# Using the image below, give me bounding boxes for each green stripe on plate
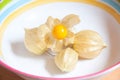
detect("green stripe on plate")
[0,0,12,10]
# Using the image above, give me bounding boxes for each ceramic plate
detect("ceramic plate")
[0,0,120,80]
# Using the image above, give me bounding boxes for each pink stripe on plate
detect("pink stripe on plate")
[0,60,120,80]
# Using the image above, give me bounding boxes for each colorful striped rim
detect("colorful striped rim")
[0,0,31,23]
[0,60,120,80]
[0,0,12,10]
[102,0,120,13]
[0,0,120,79]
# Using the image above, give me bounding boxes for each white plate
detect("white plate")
[0,1,120,79]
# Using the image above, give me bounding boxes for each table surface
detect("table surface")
[0,65,120,80]
[0,65,24,80]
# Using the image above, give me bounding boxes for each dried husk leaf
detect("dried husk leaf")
[46,16,54,30]
[62,14,80,28]
[37,24,50,39]
[55,48,78,72]
[46,16,61,30]
[24,28,47,55]
[63,31,75,47]
[45,33,64,53]
[73,30,107,59]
